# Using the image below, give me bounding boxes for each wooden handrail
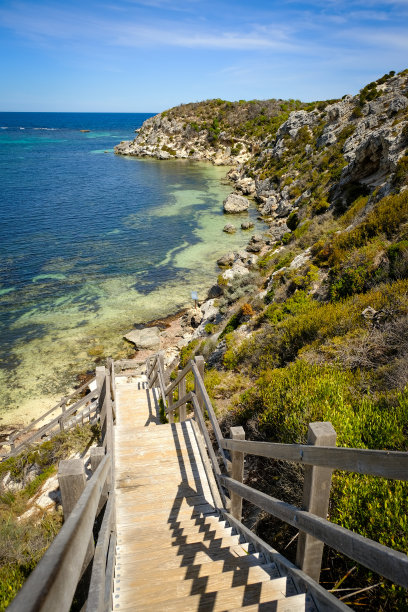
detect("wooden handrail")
[146,350,408,595]
[8,376,96,445]
[220,438,408,481]
[8,455,111,612]
[219,474,408,589]
[190,361,228,470]
[190,393,228,509]
[165,391,194,415]
[165,359,194,396]
[86,494,115,612]
[9,391,99,457]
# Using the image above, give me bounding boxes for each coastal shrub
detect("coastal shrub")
[220,312,242,338]
[161,144,176,156]
[237,280,408,371]
[204,323,216,334]
[0,424,98,610]
[179,339,200,368]
[393,153,408,188]
[316,190,408,268]
[286,212,299,231]
[387,240,408,279]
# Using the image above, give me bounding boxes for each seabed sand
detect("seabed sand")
[1,164,263,427]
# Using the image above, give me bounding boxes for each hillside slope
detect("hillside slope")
[117,69,408,609]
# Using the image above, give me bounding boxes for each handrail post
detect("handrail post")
[194,356,205,415]
[230,426,245,521]
[96,366,105,411]
[179,376,187,422]
[296,421,337,582]
[168,389,175,423]
[58,459,95,574]
[91,447,109,514]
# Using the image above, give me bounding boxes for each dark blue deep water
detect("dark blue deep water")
[0,112,262,420]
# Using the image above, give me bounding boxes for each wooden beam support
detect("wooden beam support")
[230,426,245,521]
[58,459,95,575]
[296,422,337,582]
[178,376,187,422]
[194,356,205,416]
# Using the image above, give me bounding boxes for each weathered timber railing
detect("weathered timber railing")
[3,375,98,458]
[8,365,116,612]
[147,351,408,609]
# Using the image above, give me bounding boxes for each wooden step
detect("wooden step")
[114,555,273,585]
[114,563,279,599]
[115,514,231,531]
[115,535,246,562]
[115,504,216,527]
[116,522,235,544]
[112,576,288,611]
[116,494,213,516]
[228,593,308,611]
[114,543,251,572]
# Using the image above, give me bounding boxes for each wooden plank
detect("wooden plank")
[220,438,408,481]
[116,524,235,545]
[114,543,250,572]
[114,504,216,526]
[296,422,336,582]
[115,536,245,561]
[191,394,229,509]
[220,475,408,589]
[191,362,226,466]
[165,359,194,397]
[8,455,111,612]
[86,494,115,612]
[230,426,245,521]
[114,553,267,583]
[228,594,307,612]
[190,418,223,511]
[114,564,278,599]
[112,577,288,611]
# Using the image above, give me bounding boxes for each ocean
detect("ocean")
[0,112,263,424]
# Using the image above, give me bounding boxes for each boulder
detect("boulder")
[223,223,236,234]
[241,220,254,230]
[184,307,203,329]
[223,193,250,214]
[207,284,224,298]
[275,200,293,218]
[124,327,161,350]
[246,234,265,253]
[217,252,235,267]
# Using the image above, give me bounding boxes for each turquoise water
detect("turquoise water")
[0,113,262,423]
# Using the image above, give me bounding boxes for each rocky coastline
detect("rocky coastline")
[116,70,408,372]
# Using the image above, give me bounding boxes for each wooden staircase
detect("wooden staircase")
[112,378,309,611]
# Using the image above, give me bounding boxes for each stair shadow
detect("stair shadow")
[143,387,160,426]
[163,421,281,610]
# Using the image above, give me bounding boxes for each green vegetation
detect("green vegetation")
[0,424,99,610]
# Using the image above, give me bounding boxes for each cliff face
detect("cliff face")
[115,71,408,228]
[232,70,408,230]
[114,98,311,165]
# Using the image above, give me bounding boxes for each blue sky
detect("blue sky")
[0,0,407,112]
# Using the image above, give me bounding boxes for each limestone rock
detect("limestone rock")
[275,200,293,218]
[241,220,254,230]
[246,234,265,253]
[184,307,203,329]
[223,223,236,234]
[217,252,235,267]
[124,327,161,350]
[223,193,250,213]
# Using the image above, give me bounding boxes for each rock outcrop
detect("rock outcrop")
[124,327,161,350]
[223,193,250,213]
